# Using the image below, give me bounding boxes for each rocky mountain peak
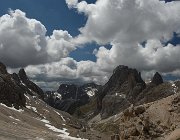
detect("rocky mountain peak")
[101,65,145,96]
[97,65,146,118]
[113,65,128,73]
[151,72,163,85]
[18,68,29,82]
[0,62,26,109]
[0,62,7,74]
[17,68,44,100]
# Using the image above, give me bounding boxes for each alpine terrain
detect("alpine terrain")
[0,61,180,140]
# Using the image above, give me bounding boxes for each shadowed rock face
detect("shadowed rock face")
[19,68,29,82]
[0,62,7,74]
[151,72,163,85]
[0,62,26,109]
[94,67,175,119]
[97,65,146,118]
[18,69,44,100]
[57,84,78,100]
[45,83,100,115]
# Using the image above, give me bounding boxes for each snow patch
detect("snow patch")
[115,93,126,98]
[24,94,30,100]
[35,137,44,140]
[45,124,87,139]
[54,110,66,122]
[172,83,178,93]
[0,103,24,112]
[26,106,38,113]
[40,119,50,124]
[58,134,88,140]
[20,81,26,86]
[86,88,97,97]
[45,124,69,135]
[54,92,62,100]
[13,122,17,125]
[9,116,20,121]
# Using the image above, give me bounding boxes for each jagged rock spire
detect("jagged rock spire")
[18,68,29,82]
[152,72,163,85]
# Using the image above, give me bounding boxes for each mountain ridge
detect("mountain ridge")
[0,61,180,140]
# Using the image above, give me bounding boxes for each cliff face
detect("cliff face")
[18,68,44,100]
[0,62,45,109]
[0,62,26,109]
[97,65,146,118]
[95,65,177,119]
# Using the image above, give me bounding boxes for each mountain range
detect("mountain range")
[0,61,180,140]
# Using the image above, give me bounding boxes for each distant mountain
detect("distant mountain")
[45,83,100,115]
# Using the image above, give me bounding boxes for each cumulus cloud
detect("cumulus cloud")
[67,0,180,80]
[66,0,78,8]
[69,0,180,44]
[47,30,75,61]
[0,9,76,68]
[20,57,108,89]
[94,41,180,77]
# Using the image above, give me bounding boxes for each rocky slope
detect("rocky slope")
[0,62,91,139]
[90,91,180,140]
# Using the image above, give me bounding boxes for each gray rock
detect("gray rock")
[151,72,163,86]
[97,65,146,118]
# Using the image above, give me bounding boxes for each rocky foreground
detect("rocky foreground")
[0,61,180,140]
[89,91,180,140]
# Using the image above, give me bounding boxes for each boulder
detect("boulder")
[134,105,146,115]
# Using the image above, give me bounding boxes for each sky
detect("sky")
[0,0,180,90]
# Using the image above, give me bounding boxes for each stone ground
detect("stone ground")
[0,89,180,140]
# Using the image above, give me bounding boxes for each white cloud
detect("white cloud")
[19,57,109,89]
[0,9,76,68]
[66,0,78,8]
[67,0,180,81]
[94,40,180,76]
[71,0,180,44]
[47,30,75,62]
